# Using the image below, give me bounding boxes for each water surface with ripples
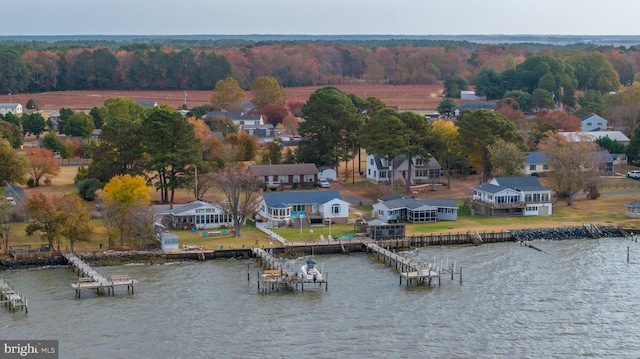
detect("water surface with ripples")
[2,238,640,358]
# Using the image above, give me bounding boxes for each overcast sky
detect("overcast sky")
[4,0,639,36]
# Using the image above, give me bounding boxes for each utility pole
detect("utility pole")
[194,164,198,200]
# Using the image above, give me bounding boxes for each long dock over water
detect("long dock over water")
[364,243,461,286]
[62,253,137,298]
[0,276,27,313]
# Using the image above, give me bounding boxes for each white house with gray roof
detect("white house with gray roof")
[203,111,263,129]
[0,103,22,115]
[257,190,349,228]
[373,194,458,223]
[154,200,235,230]
[471,177,553,216]
[366,154,441,185]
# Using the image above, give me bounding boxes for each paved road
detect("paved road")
[5,184,28,207]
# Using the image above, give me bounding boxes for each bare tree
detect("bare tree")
[213,166,263,237]
[0,201,16,254]
[538,132,607,206]
[124,204,157,249]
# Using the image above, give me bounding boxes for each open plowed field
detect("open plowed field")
[2,84,443,111]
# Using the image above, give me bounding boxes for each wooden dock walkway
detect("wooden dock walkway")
[62,252,137,298]
[251,248,327,293]
[364,243,462,286]
[0,276,27,313]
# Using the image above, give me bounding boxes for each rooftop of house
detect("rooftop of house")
[376,195,458,210]
[154,200,219,215]
[560,131,629,142]
[261,190,343,208]
[491,176,549,192]
[249,163,319,177]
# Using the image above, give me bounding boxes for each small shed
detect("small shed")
[318,166,337,181]
[159,232,179,252]
[625,199,640,218]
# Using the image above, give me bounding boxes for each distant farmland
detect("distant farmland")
[4,84,444,111]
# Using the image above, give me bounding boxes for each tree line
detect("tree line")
[1,40,639,94]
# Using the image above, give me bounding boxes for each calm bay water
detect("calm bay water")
[2,238,640,358]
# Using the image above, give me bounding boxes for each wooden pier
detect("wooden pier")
[63,253,137,298]
[251,248,327,293]
[364,243,462,286]
[0,276,27,313]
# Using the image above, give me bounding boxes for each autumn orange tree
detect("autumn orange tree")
[26,148,60,186]
[26,193,92,252]
[102,174,151,248]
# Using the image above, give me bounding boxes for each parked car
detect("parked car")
[628,170,640,179]
[317,179,330,188]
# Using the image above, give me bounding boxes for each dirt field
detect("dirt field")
[2,84,444,111]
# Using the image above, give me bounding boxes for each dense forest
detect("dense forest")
[0,37,639,95]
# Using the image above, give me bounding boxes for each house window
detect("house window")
[415,157,424,166]
[369,158,374,165]
[530,165,536,171]
[379,171,386,178]
[304,175,315,182]
[368,169,371,175]
[415,169,428,177]
[293,175,300,183]
[373,170,377,177]
[587,122,592,126]
[279,175,287,183]
[332,204,340,215]
[543,164,549,170]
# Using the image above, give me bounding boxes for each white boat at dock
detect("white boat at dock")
[298,260,323,283]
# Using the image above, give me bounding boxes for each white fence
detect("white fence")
[255,222,287,245]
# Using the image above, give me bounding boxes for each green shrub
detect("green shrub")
[76,178,102,201]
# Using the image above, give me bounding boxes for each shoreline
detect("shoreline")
[0,225,630,270]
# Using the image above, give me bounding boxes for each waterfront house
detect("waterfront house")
[366,154,441,185]
[372,194,459,223]
[257,190,350,228]
[154,200,235,230]
[471,176,553,216]
[249,163,319,190]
